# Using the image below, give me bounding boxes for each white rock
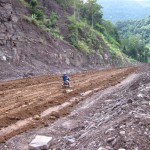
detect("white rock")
[98,147,113,150]
[29,135,52,150]
[68,138,75,143]
[120,131,125,135]
[2,56,6,61]
[134,147,138,150]
[64,136,75,143]
[137,93,143,98]
[98,147,107,150]
[118,148,126,150]
[120,125,125,129]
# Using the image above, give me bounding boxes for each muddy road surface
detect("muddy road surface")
[1,66,148,150]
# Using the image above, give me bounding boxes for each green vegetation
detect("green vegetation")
[116,17,150,62]
[21,0,132,64]
[55,0,74,9]
[30,0,37,9]
[67,0,123,61]
[68,16,103,54]
[22,0,62,40]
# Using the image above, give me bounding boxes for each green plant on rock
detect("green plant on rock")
[46,12,58,28]
[69,31,78,47]
[50,28,63,40]
[95,23,106,33]
[32,9,44,20]
[31,13,37,20]
[76,41,90,53]
[30,0,37,9]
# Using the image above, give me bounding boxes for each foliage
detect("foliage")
[55,0,74,9]
[68,16,102,53]
[23,15,63,40]
[50,28,63,40]
[30,0,37,9]
[23,0,128,63]
[22,0,62,40]
[66,0,121,57]
[76,41,90,53]
[122,36,149,62]
[46,12,58,28]
[95,23,105,33]
[32,8,44,20]
[116,17,150,62]
[31,14,37,20]
[80,0,103,26]
[102,20,120,44]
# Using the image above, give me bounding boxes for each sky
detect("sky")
[84,0,150,7]
[97,0,150,7]
[134,0,150,7]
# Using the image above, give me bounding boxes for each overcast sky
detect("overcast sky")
[97,0,150,7]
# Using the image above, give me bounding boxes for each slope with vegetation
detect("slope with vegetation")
[24,0,125,60]
[0,0,130,80]
[62,0,132,64]
[116,17,150,62]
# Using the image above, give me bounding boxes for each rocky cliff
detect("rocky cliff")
[0,0,117,80]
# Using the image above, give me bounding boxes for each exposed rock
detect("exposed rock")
[29,135,52,150]
[0,0,127,80]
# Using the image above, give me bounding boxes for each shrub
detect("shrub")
[31,14,37,20]
[69,32,78,46]
[46,12,58,28]
[50,28,63,40]
[95,23,106,33]
[76,41,90,53]
[32,9,44,20]
[30,0,37,9]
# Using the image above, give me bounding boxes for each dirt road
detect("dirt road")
[0,67,136,143]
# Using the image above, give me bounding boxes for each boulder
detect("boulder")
[29,135,52,150]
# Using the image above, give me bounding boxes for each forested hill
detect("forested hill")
[116,17,150,62]
[98,0,150,23]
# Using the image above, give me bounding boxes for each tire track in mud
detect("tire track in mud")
[0,67,136,142]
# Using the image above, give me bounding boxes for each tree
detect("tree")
[80,0,103,28]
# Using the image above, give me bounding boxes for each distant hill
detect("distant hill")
[116,16,150,62]
[116,16,150,46]
[98,0,150,23]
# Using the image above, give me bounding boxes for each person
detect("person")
[62,73,70,87]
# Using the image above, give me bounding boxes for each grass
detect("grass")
[23,15,63,40]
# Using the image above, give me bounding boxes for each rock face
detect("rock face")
[0,0,115,80]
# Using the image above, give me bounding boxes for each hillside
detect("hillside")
[0,0,129,80]
[116,17,150,62]
[98,0,150,23]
